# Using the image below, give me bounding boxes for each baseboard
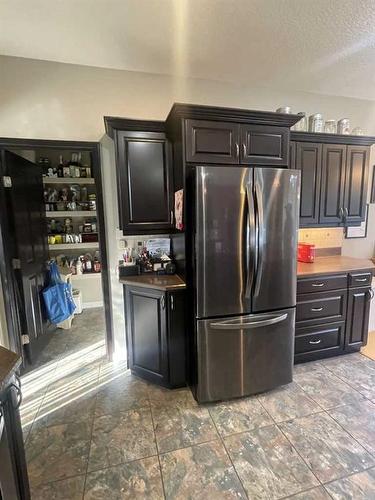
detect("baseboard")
[83,301,104,309]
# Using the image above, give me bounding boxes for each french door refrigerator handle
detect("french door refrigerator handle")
[245,184,255,299]
[253,181,264,297]
[210,313,288,330]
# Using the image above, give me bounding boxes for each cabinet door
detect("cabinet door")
[116,131,173,234]
[295,142,322,226]
[319,144,346,225]
[125,286,169,385]
[240,124,289,166]
[185,119,240,164]
[344,146,369,225]
[167,290,186,388]
[345,286,371,350]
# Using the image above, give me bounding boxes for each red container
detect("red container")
[298,242,316,263]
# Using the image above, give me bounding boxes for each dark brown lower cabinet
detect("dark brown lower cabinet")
[0,375,30,500]
[345,286,371,351]
[124,285,186,388]
[295,271,373,363]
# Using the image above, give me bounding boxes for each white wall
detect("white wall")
[1,54,375,346]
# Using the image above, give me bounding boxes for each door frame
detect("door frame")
[0,137,113,363]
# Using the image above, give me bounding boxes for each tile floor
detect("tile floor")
[20,313,375,499]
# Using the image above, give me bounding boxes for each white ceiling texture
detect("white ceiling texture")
[1,0,375,100]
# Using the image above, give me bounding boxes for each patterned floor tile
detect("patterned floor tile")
[95,373,150,416]
[30,474,85,500]
[294,369,365,410]
[153,405,218,453]
[287,486,332,499]
[84,457,164,500]
[280,412,374,483]
[329,400,375,456]
[224,424,318,499]
[326,361,375,401]
[258,382,320,422]
[160,439,246,499]
[88,408,157,471]
[148,385,198,410]
[324,467,375,499]
[26,420,91,487]
[34,390,97,428]
[208,395,273,436]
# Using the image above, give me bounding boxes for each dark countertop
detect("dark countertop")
[0,346,21,393]
[297,255,375,278]
[120,274,186,291]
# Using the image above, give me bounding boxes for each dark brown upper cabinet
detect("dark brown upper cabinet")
[184,118,290,166]
[291,131,375,228]
[240,124,288,166]
[319,144,347,225]
[344,145,369,225]
[296,142,322,226]
[115,129,174,234]
[185,119,240,164]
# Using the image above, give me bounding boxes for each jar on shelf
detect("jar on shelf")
[89,194,96,211]
[308,114,324,133]
[338,118,350,134]
[324,120,337,134]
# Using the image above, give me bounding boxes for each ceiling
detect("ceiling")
[1,0,375,100]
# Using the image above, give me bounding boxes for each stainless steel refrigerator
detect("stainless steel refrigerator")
[194,166,300,403]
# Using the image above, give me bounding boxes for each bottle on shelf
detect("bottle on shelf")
[57,155,64,177]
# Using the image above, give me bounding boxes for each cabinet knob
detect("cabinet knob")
[242,143,247,158]
[312,283,324,287]
[161,296,165,309]
[344,207,348,219]
[339,207,344,220]
[170,295,174,310]
[311,307,323,312]
[309,339,322,345]
[235,143,239,158]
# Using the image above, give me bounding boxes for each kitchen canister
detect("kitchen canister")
[309,113,324,133]
[293,112,308,131]
[324,120,337,134]
[352,127,365,136]
[338,118,350,134]
[276,106,291,114]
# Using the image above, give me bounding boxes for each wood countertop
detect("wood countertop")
[0,346,21,393]
[297,255,375,278]
[120,274,186,291]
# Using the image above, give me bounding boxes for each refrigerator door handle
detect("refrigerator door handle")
[210,313,288,330]
[245,184,255,299]
[253,181,264,297]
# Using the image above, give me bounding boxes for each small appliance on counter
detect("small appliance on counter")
[298,242,316,263]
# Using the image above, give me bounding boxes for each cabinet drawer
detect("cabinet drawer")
[296,290,347,325]
[295,322,344,355]
[297,274,347,294]
[348,272,372,288]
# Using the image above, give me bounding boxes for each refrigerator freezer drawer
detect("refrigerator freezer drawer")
[195,308,295,403]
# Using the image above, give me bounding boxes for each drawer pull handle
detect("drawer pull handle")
[309,339,322,345]
[355,278,368,282]
[312,283,325,287]
[311,307,323,312]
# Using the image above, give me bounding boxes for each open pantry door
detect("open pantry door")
[1,150,49,363]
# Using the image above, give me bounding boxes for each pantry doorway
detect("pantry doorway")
[0,137,113,372]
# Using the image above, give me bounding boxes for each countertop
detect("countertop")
[120,274,186,291]
[297,255,375,278]
[0,346,21,393]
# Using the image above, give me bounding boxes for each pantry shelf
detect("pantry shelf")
[48,242,99,250]
[46,211,96,218]
[43,177,95,185]
[71,273,101,280]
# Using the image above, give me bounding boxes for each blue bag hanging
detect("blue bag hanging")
[42,262,76,324]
